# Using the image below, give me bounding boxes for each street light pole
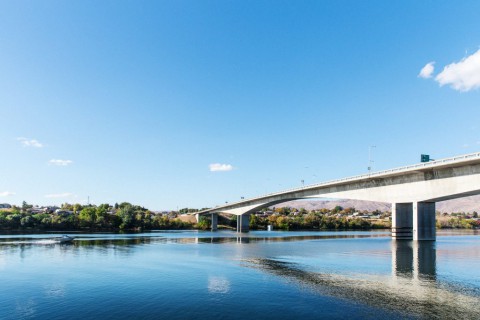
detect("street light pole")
[368,145,376,172]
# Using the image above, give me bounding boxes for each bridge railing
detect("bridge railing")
[203,151,480,212]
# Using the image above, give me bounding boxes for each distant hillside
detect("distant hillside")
[437,195,480,213]
[272,195,480,213]
[271,199,390,212]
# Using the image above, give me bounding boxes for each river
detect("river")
[0,230,479,319]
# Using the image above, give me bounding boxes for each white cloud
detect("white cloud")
[44,193,73,198]
[209,163,234,172]
[418,61,435,78]
[0,191,15,197]
[49,159,73,166]
[435,49,480,92]
[17,137,43,148]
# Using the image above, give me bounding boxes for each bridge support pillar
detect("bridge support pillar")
[236,213,250,233]
[211,213,218,231]
[413,202,436,241]
[392,202,436,241]
[195,213,200,223]
[392,203,413,240]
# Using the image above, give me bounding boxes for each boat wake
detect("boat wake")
[1,239,68,245]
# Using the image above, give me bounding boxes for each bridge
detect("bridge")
[195,152,480,240]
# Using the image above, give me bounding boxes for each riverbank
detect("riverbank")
[2,203,478,233]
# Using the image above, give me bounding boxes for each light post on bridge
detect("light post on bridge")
[368,145,376,172]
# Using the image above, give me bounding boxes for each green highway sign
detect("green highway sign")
[421,154,430,162]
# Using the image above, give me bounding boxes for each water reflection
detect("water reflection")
[245,239,480,319]
[194,233,386,244]
[44,282,66,298]
[0,231,389,244]
[15,298,36,319]
[392,240,436,281]
[0,236,160,259]
[207,276,231,294]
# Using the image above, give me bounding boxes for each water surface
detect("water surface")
[0,230,479,319]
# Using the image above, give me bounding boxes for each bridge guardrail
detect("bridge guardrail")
[201,151,480,212]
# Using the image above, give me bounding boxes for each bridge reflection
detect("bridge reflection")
[193,233,387,244]
[245,240,480,319]
[392,240,436,280]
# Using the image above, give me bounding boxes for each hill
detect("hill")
[272,195,480,213]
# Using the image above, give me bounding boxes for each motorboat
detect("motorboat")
[55,235,74,243]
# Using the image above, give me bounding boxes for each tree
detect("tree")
[62,203,74,210]
[275,216,289,230]
[32,213,51,228]
[73,203,83,214]
[6,213,22,228]
[117,205,135,229]
[95,206,108,227]
[118,202,132,209]
[79,207,96,227]
[305,212,321,229]
[250,214,259,229]
[332,206,343,214]
[20,216,34,228]
[134,211,145,229]
[21,201,32,212]
[278,207,291,216]
[196,216,210,230]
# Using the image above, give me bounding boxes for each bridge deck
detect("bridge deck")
[197,151,480,214]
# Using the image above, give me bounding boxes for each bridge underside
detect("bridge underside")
[206,173,480,215]
[197,163,480,239]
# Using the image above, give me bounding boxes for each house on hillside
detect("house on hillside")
[29,207,47,214]
[0,203,12,209]
[54,209,74,216]
[44,206,60,213]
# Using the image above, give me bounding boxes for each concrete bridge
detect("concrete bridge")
[195,152,480,240]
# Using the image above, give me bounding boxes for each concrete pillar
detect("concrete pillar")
[195,213,200,223]
[391,203,413,240]
[211,213,218,231]
[241,213,250,232]
[413,202,436,241]
[236,213,250,233]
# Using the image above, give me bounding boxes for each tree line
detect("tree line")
[0,202,192,231]
[1,202,478,231]
[197,206,391,231]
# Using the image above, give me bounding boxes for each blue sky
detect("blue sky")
[1,1,480,210]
